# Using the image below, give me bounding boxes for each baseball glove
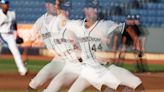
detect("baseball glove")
[16,36,24,44]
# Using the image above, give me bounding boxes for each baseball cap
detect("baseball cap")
[85,0,99,8]
[126,15,134,20]
[60,0,72,11]
[45,0,56,4]
[0,0,9,4]
[134,15,140,20]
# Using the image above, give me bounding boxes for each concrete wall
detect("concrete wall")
[145,28,164,53]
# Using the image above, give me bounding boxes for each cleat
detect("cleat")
[19,68,28,76]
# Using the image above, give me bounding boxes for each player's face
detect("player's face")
[134,20,140,25]
[126,19,134,25]
[45,3,56,15]
[0,4,9,13]
[84,7,98,20]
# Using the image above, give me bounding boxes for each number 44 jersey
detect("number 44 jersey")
[67,19,122,66]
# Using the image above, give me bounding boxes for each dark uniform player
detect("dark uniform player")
[119,15,146,72]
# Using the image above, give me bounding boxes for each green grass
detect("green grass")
[0,58,164,73]
[0,58,164,92]
[0,58,48,73]
[122,63,164,72]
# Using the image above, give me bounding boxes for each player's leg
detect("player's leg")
[112,34,119,64]
[108,65,143,91]
[129,30,141,52]
[68,76,91,92]
[101,85,115,92]
[5,34,27,76]
[122,84,145,92]
[0,35,4,53]
[43,61,81,92]
[22,46,29,64]
[117,36,127,66]
[43,69,79,92]
[0,43,2,54]
[29,58,64,90]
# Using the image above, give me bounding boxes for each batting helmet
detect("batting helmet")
[0,0,9,4]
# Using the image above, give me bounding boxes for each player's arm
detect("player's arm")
[12,12,19,37]
[0,17,6,26]
[66,26,82,61]
[0,11,7,26]
[29,16,43,46]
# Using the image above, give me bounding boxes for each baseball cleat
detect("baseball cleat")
[19,68,28,76]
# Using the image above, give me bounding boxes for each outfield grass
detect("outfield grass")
[0,58,164,73]
[0,58,48,73]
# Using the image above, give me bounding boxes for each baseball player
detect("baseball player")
[27,0,66,91]
[43,0,82,92]
[66,0,143,92]
[28,0,82,92]
[0,0,27,76]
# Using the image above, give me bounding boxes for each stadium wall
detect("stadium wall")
[1,24,164,55]
[145,28,164,53]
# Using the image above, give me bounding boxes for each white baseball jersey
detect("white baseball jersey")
[30,13,57,51]
[31,13,78,62]
[66,19,141,91]
[0,9,16,33]
[67,19,120,66]
[50,14,79,63]
[0,9,27,76]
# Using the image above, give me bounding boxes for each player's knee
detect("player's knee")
[132,77,142,89]
[29,79,42,89]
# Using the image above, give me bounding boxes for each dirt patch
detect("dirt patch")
[0,72,164,91]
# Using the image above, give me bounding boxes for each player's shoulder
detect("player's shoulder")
[34,13,47,24]
[99,20,117,25]
[8,10,15,13]
[37,13,46,21]
[7,10,15,15]
[67,19,83,26]
[0,9,3,15]
[66,19,83,29]
[66,19,83,34]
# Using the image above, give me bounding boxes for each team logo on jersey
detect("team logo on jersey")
[42,32,51,39]
[78,36,101,43]
[53,38,74,44]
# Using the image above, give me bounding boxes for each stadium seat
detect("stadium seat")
[7,0,164,27]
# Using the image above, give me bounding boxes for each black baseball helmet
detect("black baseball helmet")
[126,14,140,20]
[0,0,9,4]
[134,15,140,20]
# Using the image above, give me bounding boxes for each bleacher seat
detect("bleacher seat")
[7,0,164,27]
